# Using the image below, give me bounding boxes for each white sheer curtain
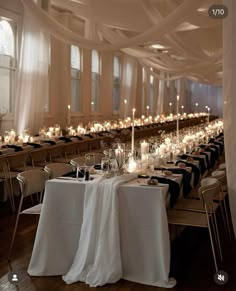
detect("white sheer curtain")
[190,82,223,116]
[15,2,49,134]
[223,0,236,237]
[120,56,138,117]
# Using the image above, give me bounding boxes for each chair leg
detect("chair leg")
[213,212,223,262]
[223,199,232,240]
[210,215,221,260]
[219,200,228,238]
[206,213,219,272]
[8,196,24,261]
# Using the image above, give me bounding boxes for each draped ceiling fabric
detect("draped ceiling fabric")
[223,0,236,237]
[20,0,223,85]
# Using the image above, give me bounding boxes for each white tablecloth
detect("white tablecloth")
[28,175,176,287]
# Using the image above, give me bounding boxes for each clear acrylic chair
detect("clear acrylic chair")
[8,170,49,260]
[44,163,74,179]
[211,170,231,239]
[167,178,222,272]
[0,156,15,212]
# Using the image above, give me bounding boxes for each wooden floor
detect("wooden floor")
[1,161,236,290]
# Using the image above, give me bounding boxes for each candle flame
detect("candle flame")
[68,105,71,109]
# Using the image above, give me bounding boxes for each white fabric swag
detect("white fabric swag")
[63,174,137,287]
[19,0,222,85]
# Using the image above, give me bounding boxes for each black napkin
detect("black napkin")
[94,164,101,170]
[7,145,23,152]
[45,140,56,145]
[175,160,200,186]
[151,176,180,208]
[178,154,206,175]
[84,134,93,138]
[167,168,192,197]
[27,142,42,149]
[62,170,84,178]
[59,137,72,143]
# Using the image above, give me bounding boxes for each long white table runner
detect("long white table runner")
[63,174,136,287]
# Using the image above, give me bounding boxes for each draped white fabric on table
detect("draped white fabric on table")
[63,174,136,286]
[223,0,236,237]
[28,176,175,287]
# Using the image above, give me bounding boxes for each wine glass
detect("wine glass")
[101,157,110,175]
[84,153,95,173]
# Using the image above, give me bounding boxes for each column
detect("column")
[223,0,236,236]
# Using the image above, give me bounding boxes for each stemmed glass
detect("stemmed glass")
[84,153,95,169]
[84,153,95,177]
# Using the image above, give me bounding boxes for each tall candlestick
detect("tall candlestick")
[176,95,179,143]
[124,99,127,120]
[131,108,135,155]
[67,104,71,126]
[207,107,210,123]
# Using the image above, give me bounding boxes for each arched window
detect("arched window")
[0,19,16,113]
[0,20,14,56]
[71,45,81,112]
[91,49,100,112]
[113,56,121,113]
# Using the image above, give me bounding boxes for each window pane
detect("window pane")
[92,49,99,73]
[71,79,81,112]
[0,20,14,56]
[113,56,120,112]
[113,56,120,78]
[113,83,120,112]
[71,45,80,70]
[91,50,100,111]
[91,72,99,112]
[150,75,154,113]
[71,45,81,112]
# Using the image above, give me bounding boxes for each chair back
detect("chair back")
[0,156,8,174]
[70,156,85,168]
[7,152,28,171]
[198,177,221,210]
[30,148,47,167]
[211,170,227,187]
[17,170,49,198]
[44,163,73,179]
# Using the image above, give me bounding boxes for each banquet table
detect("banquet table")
[28,174,178,287]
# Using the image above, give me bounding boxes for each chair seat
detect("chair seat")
[167,209,208,227]
[175,199,219,214]
[21,203,42,215]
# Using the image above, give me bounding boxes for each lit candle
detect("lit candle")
[207,107,210,123]
[131,108,135,155]
[67,104,71,125]
[124,99,127,120]
[141,140,149,161]
[176,95,179,143]
[146,105,149,117]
